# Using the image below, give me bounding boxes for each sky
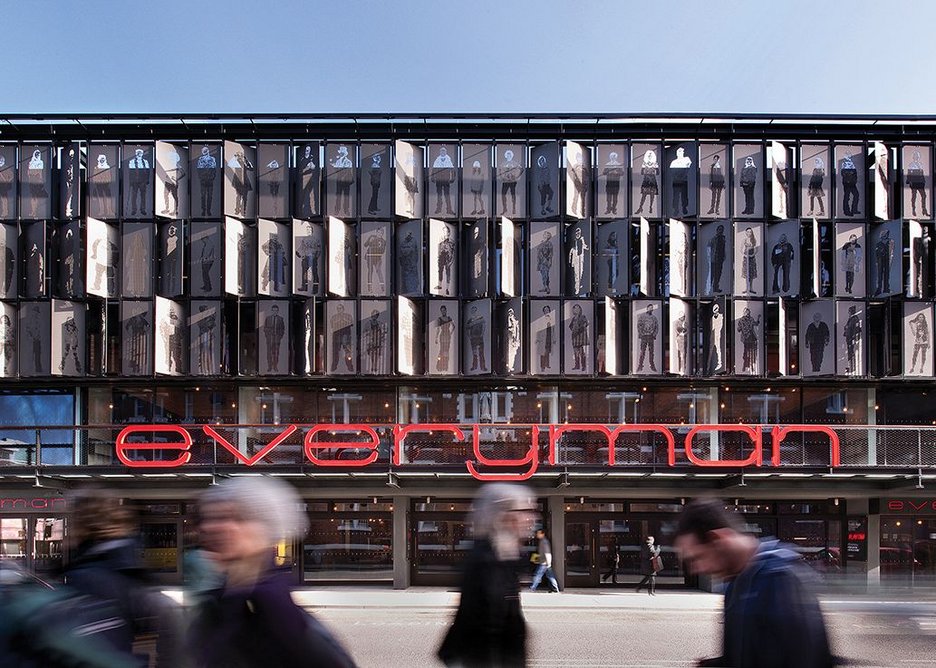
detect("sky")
[3,0,935,117]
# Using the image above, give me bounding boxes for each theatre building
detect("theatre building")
[1,113,936,589]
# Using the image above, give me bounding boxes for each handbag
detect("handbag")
[530,552,540,564]
[651,555,664,574]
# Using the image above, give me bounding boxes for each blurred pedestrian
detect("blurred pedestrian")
[438,483,537,668]
[674,498,835,668]
[529,529,560,593]
[190,477,356,668]
[601,543,620,584]
[635,535,661,595]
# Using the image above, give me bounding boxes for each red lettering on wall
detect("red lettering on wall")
[465,425,539,481]
[684,425,762,467]
[303,425,380,467]
[202,424,298,466]
[391,424,466,466]
[770,425,841,467]
[115,425,192,468]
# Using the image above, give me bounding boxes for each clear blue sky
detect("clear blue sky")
[3,0,934,115]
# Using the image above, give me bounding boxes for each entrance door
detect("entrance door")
[564,521,597,586]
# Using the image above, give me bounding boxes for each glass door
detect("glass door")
[0,518,27,568]
[564,520,597,586]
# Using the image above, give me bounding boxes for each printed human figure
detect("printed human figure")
[295,226,321,292]
[914,227,930,297]
[303,307,314,373]
[196,146,218,216]
[498,149,522,215]
[471,225,485,282]
[431,147,456,216]
[669,147,692,216]
[636,303,659,372]
[568,303,589,371]
[0,154,13,218]
[0,235,14,296]
[263,156,283,217]
[91,236,114,293]
[536,231,554,293]
[261,232,286,293]
[843,305,862,374]
[126,148,150,216]
[402,154,419,215]
[568,227,589,295]
[196,305,216,374]
[840,234,862,295]
[329,303,354,372]
[909,312,930,374]
[707,224,726,293]
[27,242,44,296]
[635,149,659,215]
[263,304,286,373]
[602,230,620,291]
[805,311,830,373]
[63,148,76,218]
[27,149,47,219]
[535,154,554,216]
[228,151,254,217]
[570,151,589,218]
[774,157,790,218]
[164,224,179,295]
[537,305,554,371]
[58,316,81,374]
[877,147,890,216]
[162,151,185,216]
[506,307,520,372]
[674,311,688,374]
[740,227,758,294]
[330,145,354,216]
[124,311,150,374]
[908,150,929,217]
[198,236,216,293]
[707,302,724,374]
[160,310,184,373]
[0,314,14,374]
[468,160,486,216]
[771,233,795,294]
[366,153,382,215]
[363,227,387,293]
[363,309,386,374]
[297,144,318,217]
[603,152,624,216]
[435,226,456,295]
[26,305,43,373]
[739,156,758,215]
[807,157,826,216]
[399,231,419,293]
[873,229,894,295]
[707,154,725,215]
[466,305,487,371]
[675,230,689,295]
[434,305,455,372]
[840,154,859,216]
[91,153,115,218]
[61,228,77,295]
[736,307,761,373]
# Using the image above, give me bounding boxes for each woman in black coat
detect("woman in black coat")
[636,535,662,596]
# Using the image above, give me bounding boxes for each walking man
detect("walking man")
[529,529,560,593]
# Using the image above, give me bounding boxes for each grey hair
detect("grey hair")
[200,477,308,546]
[470,483,535,539]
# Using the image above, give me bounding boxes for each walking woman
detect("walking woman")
[635,535,662,596]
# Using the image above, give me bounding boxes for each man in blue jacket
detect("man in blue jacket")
[674,499,835,668]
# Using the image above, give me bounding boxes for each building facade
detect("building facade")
[0,114,934,588]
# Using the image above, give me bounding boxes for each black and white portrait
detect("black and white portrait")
[193,144,222,219]
[154,297,185,376]
[733,144,763,219]
[361,144,392,217]
[904,302,934,377]
[903,144,932,220]
[909,220,932,299]
[869,220,901,298]
[499,217,519,297]
[224,217,255,297]
[596,144,626,219]
[0,145,17,220]
[51,300,84,376]
[733,222,764,297]
[394,141,424,219]
[566,221,592,297]
[18,301,49,377]
[326,143,357,219]
[531,142,559,218]
[426,300,458,376]
[0,223,18,299]
[529,221,559,296]
[466,220,489,297]
[565,141,591,219]
[429,219,458,297]
[668,298,692,376]
[294,142,320,219]
[834,222,865,298]
[359,221,390,297]
[835,144,865,219]
[733,299,764,376]
[873,142,892,221]
[632,143,662,218]
[836,301,865,377]
[396,219,423,296]
[156,142,189,220]
[596,221,628,296]
[704,297,728,375]
[697,221,731,297]
[699,143,728,220]
[292,219,324,297]
[801,300,835,376]
[770,141,792,219]
[23,222,46,298]
[188,222,220,298]
[767,220,800,297]
[498,298,522,375]
[301,298,317,375]
[157,221,182,298]
[0,302,16,377]
[189,301,221,376]
[122,144,153,219]
[258,218,290,298]
[20,145,51,220]
[121,301,153,376]
[463,298,492,376]
[83,218,113,299]
[428,143,458,218]
[88,144,119,220]
[631,300,662,375]
[327,216,356,297]
[563,299,593,375]
[800,144,830,219]
[360,300,391,375]
[665,142,697,218]
[396,296,421,376]
[529,300,559,375]
[258,300,289,375]
[327,300,358,375]
[223,141,256,220]
[58,143,80,220]
[121,223,153,299]
[668,219,691,297]
[257,143,289,220]
[462,144,491,219]
[496,144,526,219]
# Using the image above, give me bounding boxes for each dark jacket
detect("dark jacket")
[700,540,834,668]
[438,539,526,668]
[639,543,661,576]
[189,565,355,668]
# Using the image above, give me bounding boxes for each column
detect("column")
[548,496,565,589]
[392,495,409,589]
